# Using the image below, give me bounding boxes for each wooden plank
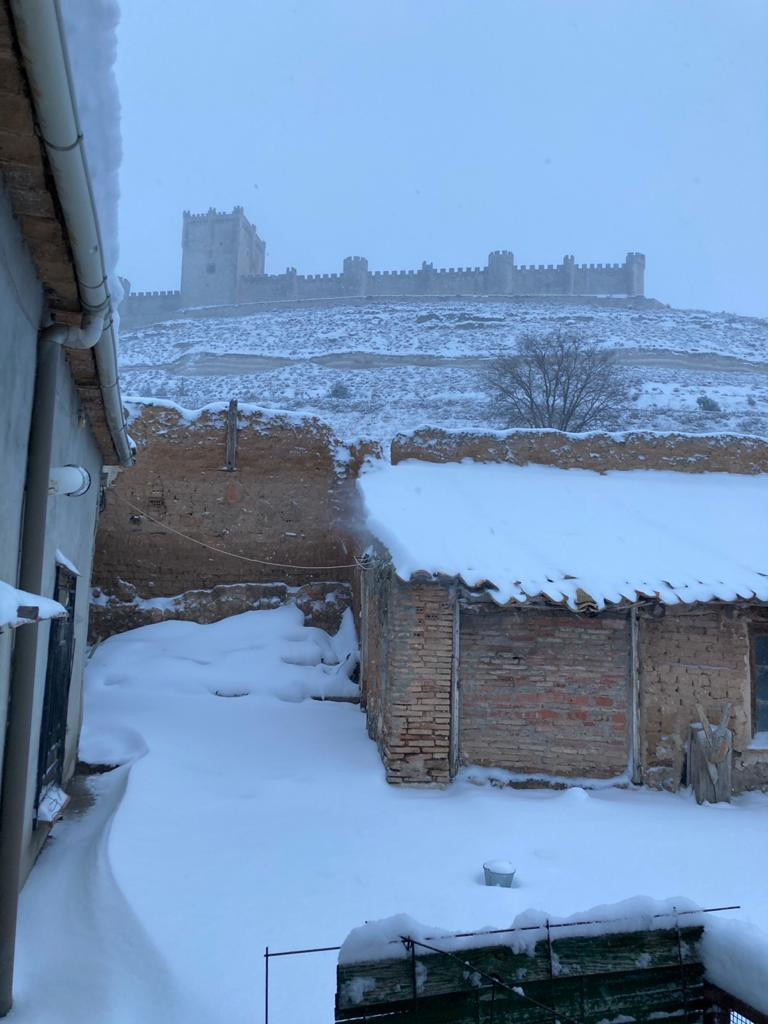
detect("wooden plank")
[550,926,703,976]
[0,91,35,133]
[690,709,732,804]
[336,927,703,1011]
[0,127,40,164]
[5,182,56,216]
[0,53,24,93]
[19,213,67,244]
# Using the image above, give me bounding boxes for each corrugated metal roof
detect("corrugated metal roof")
[359,460,768,609]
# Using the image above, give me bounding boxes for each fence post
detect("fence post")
[225,398,238,471]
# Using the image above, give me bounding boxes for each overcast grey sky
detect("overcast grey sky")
[116,0,768,316]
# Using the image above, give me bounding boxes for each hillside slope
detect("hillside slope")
[119,298,768,441]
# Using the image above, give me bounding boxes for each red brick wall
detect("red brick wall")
[458,603,630,779]
[361,577,768,791]
[385,579,453,785]
[361,568,454,785]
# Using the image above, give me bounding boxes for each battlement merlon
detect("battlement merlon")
[183,205,252,221]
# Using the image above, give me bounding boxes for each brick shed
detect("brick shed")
[357,457,768,792]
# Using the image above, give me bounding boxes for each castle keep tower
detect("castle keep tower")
[180,206,266,307]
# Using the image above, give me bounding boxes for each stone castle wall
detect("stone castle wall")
[118,205,646,330]
[119,286,181,328]
[122,252,644,330]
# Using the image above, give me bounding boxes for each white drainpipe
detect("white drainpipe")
[40,313,104,350]
[10,0,133,466]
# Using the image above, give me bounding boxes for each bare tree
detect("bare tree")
[483,329,630,431]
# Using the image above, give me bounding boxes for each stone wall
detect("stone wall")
[638,604,768,792]
[93,403,374,600]
[459,603,630,779]
[89,579,352,643]
[119,235,645,330]
[243,250,644,303]
[119,288,182,330]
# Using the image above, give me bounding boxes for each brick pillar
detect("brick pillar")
[384,579,454,785]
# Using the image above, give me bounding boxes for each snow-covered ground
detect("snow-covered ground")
[118,299,768,441]
[12,606,768,1022]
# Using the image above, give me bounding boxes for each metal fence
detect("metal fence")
[263,908,767,1024]
[705,984,768,1024]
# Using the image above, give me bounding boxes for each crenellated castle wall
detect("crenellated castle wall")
[119,205,646,330]
[119,287,182,328]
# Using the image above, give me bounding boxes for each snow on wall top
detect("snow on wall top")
[339,896,705,964]
[358,460,768,608]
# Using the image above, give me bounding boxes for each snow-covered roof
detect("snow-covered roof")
[358,460,768,609]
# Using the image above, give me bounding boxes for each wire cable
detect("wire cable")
[110,491,368,571]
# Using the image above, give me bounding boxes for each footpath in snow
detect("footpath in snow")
[12,604,768,1023]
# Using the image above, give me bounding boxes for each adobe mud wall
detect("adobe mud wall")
[391,427,768,474]
[96,420,768,612]
[638,604,768,793]
[93,404,377,601]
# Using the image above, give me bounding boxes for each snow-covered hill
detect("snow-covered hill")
[119,298,768,441]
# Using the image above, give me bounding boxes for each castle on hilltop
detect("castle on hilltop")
[120,206,646,329]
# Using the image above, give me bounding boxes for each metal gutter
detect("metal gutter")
[9,0,133,466]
